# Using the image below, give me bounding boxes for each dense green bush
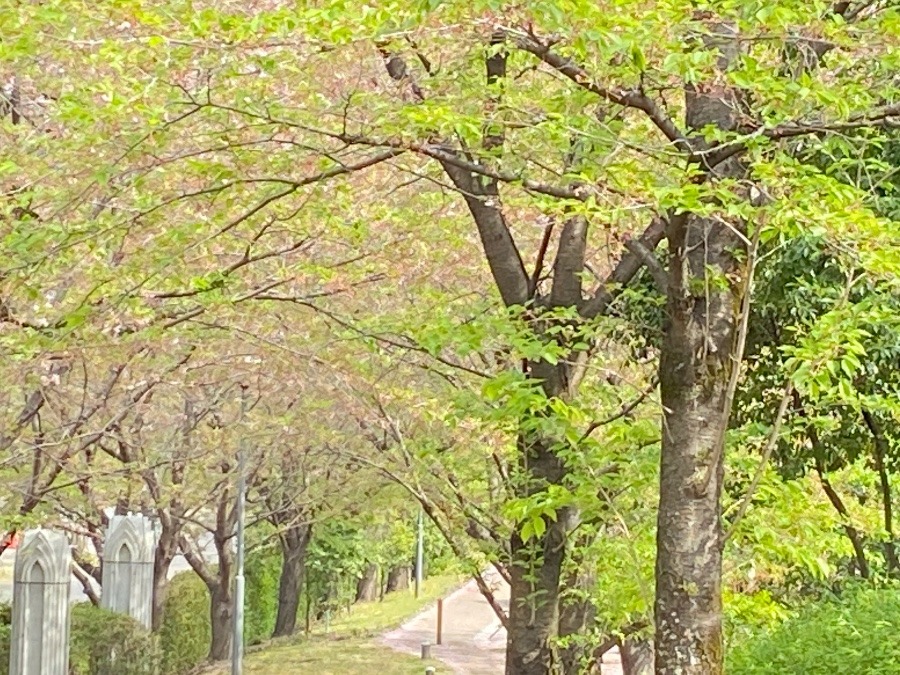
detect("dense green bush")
[244,546,281,645]
[0,601,159,675]
[728,588,900,674]
[0,602,8,673]
[69,603,162,675]
[0,626,9,675]
[158,571,211,675]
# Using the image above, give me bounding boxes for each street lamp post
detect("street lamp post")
[232,446,246,675]
[415,508,424,599]
[232,387,249,675]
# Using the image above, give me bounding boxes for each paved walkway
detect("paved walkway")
[382,572,623,674]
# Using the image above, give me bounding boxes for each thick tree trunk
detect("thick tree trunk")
[385,565,411,593]
[504,355,579,675]
[273,523,312,638]
[654,21,745,675]
[506,521,568,675]
[356,563,379,602]
[505,376,575,674]
[655,300,731,673]
[208,584,233,661]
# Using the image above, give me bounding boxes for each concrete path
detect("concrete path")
[382,572,623,674]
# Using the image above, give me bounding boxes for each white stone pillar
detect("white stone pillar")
[101,513,157,629]
[10,529,71,675]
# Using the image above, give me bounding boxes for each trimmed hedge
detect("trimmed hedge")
[728,588,900,674]
[69,603,162,675]
[158,571,211,675]
[244,547,281,645]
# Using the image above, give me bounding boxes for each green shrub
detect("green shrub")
[728,588,900,674]
[158,571,211,675]
[0,624,9,675]
[0,603,13,674]
[69,603,162,675]
[0,602,159,675]
[244,547,281,645]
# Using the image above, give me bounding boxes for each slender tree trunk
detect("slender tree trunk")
[558,603,596,674]
[385,565,411,593]
[151,526,178,631]
[655,22,745,674]
[558,569,597,675]
[799,397,871,578]
[181,502,235,662]
[356,563,379,602]
[816,462,871,578]
[204,537,235,662]
[655,213,740,671]
[863,410,899,575]
[273,523,312,638]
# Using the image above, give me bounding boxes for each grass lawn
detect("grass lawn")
[204,574,461,675]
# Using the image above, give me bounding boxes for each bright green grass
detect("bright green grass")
[203,574,462,675]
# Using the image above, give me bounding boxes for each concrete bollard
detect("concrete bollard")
[425,668,436,675]
[421,642,432,659]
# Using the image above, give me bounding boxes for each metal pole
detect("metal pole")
[436,598,443,645]
[231,446,246,675]
[415,508,424,599]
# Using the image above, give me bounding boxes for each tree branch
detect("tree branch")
[549,216,587,307]
[506,29,687,147]
[580,216,667,318]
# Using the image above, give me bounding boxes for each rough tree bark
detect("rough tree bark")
[558,569,598,675]
[621,639,654,675]
[356,563,380,602]
[273,522,313,637]
[152,524,179,630]
[181,493,236,662]
[385,564,411,593]
[504,354,578,675]
[208,581,234,662]
[654,22,745,675]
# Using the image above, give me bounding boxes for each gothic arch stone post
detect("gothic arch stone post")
[101,513,157,629]
[10,529,71,675]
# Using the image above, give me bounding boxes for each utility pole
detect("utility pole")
[232,387,249,675]
[415,507,424,598]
